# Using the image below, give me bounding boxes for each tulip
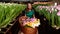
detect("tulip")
[57,11,60,16]
[56,5,60,10]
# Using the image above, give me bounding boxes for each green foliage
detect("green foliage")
[0,3,26,28]
[33,4,51,8]
[35,6,59,27]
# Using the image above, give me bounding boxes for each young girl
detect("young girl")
[19,2,38,34]
[22,2,35,18]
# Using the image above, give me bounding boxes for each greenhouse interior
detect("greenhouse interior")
[0,0,60,34]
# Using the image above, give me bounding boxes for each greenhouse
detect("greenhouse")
[0,0,60,34]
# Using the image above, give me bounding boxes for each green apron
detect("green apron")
[25,10,34,18]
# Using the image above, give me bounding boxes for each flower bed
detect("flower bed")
[35,5,60,29]
[0,3,26,29]
[0,3,26,34]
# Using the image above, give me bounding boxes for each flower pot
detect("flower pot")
[21,27,38,34]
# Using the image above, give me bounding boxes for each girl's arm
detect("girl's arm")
[33,14,35,18]
[25,14,26,17]
[33,10,35,18]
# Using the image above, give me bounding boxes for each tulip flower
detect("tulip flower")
[21,18,40,28]
[56,5,60,10]
[57,11,60,16]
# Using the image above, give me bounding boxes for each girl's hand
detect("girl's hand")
[34,16,35,18]
[33,14,35,18]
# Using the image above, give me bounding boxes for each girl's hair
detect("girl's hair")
[26,1,33,4]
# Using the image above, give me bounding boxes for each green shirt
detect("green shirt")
[25,10,35,18]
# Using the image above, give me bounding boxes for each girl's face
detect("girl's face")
[27,3,32,10]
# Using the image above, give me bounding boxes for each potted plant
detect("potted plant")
[19,16,40,34]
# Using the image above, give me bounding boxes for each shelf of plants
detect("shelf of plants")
[0,2,26,34]
[34,3,60,29]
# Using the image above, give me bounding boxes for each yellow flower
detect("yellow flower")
[25,19,40,28]
[27,22,32,26]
